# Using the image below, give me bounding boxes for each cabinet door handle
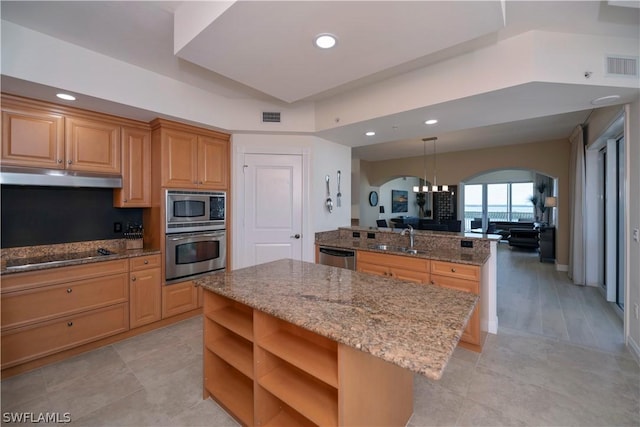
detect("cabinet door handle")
[451,268,457,273]
[67,321,73,327]
[57,159,63,164]
[67,160,72,165]
[144,260,149,264]
[430,280,435,285]
[66,288,72,293]
[132,276,137,282]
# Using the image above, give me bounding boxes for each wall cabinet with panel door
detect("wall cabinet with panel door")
[162,280,199,319]
[356,251,430,284]
[114,126,151,207]
[1,99,64,169]
[1,94,134,176]
[151,118,230,190]
[129,254,162,329]
[64,116,121,174]
[430,260,482,351]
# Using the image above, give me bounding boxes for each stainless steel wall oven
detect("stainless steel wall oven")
[165,189,226,282]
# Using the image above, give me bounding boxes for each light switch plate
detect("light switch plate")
[633,228,639,242]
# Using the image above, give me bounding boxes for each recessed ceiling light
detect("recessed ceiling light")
[425,119,438,125]
[365,131,376,136]
[590,95,621,106]
[314,33,337,49]
[56,93,76,101]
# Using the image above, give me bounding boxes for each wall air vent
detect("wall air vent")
[606,55,638,77]
[262,112,281,123]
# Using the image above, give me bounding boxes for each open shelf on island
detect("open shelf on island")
[259,329,337,388]
[205,330,253,379]
[258,352,338,427]
[204,293,253,342]
[204,351,254,426]
[256,385,316,427]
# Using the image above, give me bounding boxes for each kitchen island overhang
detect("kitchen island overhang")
[195,259,478,426]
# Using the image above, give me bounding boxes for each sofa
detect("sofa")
[490,221,535,240]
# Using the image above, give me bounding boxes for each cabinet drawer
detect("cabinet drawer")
[130,254,161,271]
[1,303,129,369]
[1,259,129,293]
[430,274,479,294]
[1,273,128,330]
[358,251,430,273]
[430,260,479,281]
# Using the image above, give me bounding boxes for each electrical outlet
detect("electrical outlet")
[352,232,360,238]
[461,240,473,248]
[113,222,122,233]
[367,232,376,239]
[633,228,639,242]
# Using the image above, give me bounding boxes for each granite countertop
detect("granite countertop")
[1,247,161,275]
[317,238,489,265]
[195,259,478,380]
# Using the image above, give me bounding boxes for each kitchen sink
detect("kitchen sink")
[367,244,425,255]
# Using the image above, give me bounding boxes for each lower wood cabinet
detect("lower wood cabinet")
[357,251,430,284]
[203,291,413,427]
[129,255,161,328]
[0,259,131,369]
[162,280,199,319]
[1,303,129,369]
[430,260,482,352]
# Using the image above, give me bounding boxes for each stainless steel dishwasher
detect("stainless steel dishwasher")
[318,246,356,270]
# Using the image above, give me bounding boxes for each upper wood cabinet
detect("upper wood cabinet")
[1,102,65,169]
[1,95,125,175]
[114,126,151,207]
[153,119,230,190]
[64,116,121,174]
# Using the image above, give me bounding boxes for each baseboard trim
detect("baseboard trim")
[555,263,568,272]
[482,317,498,335]
[628,335,640,365]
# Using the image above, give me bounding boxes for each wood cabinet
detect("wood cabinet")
[203,291,413,427]
[64,116,121,174]
[152,119,230,190]
[430,260,482,351]
[539,226,556,263]
[162,280,199,318]
[114,126,151,207]
[129,254,161,328]
[1,102,64,169]
[0,259,130,369]
[357,251,430,284]
[1,95,128,175]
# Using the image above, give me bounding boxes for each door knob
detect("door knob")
[290,234,301,239]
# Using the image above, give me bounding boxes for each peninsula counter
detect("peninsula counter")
[195,259,478,426]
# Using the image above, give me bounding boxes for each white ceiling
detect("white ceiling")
[1,1,639,161]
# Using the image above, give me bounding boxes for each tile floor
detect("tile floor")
[2,245,639,426]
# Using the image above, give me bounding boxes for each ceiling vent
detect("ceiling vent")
[605,55,638,77]
[262,112,281,123]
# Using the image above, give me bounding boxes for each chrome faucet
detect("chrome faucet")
[400,225,415,248]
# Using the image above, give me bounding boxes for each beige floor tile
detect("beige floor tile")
[0,368,47,411]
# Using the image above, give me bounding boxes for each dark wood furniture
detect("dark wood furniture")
[538,226,556,262]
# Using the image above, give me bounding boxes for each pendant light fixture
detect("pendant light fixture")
[413,137,430,192]
[413,136,449,192]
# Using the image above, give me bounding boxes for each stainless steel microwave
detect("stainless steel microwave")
[165,189,226,233]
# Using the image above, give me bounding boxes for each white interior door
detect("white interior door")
[242,153,303,267]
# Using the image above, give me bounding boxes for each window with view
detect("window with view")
[463,182,534,230]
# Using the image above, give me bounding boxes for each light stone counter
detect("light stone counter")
[195,258,478,380]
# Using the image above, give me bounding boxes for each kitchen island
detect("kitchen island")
[195,259,478,426]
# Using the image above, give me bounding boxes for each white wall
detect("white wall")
[231,134,350,267]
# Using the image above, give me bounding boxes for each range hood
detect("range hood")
[0,166,122,188]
